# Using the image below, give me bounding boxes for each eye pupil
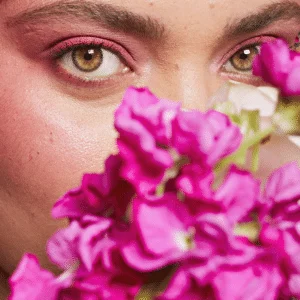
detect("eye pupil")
[72,47,103,72]
[239,49,251,60]
[84,49,95,61]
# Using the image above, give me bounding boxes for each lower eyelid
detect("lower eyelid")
[52,61,133,88]
[219,71,266,86]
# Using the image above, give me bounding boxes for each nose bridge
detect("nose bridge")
[177,61,211,111]
[144,58,216,111]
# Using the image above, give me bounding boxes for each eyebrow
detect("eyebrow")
[224,1,300,38]
[6,0,166,40]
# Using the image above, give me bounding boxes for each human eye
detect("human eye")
[222,43,260,75]
[51,37,134,86]
[220,35,300,84]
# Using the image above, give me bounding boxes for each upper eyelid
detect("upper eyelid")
[53,43,117,59]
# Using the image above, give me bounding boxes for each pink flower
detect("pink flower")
[59,262,142,300]
[115,87,178,196]
[288,274,300,298]
[47,216,118,273]
[204,111,242,165]
[47,221,83,270]
[178,217,259,297]
[122,194,201,272]
[214,166,260,225]
[159,268,214,300]
[177,165,259,223]
[115,87,180,145]
[176,163,214,202]
[9,254,71,300]
[52,155,134,220]
[260,162,300,247]
[212,258,283,300]
[59,241,143,300]
[253,39,300,96]
[160,226,259,299]
[47,215,142,299]
[122,193,255,278]
[171,109,242,167]
[259,162,300,297]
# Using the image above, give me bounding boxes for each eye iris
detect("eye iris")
[230,46,259,72]
[72,47,103,72]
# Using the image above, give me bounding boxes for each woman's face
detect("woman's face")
[0,0,299,279]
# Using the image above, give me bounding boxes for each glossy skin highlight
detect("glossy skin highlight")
[0,0,300,297]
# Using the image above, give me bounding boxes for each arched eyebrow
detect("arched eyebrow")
[6,0,166,41]
[224,1,300,39]
[5,0,300,43]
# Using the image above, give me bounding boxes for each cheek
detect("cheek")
[0,61,119,209]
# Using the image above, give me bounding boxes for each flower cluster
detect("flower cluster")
[253,38,300,135]
[9,86,300,300]
[253,38,300,97]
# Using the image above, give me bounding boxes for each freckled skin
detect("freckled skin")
[0,0,299,297]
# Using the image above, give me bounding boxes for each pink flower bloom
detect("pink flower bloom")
[9,254,71,300]
[177,165,259,223]
[115,87,178,196]
[204,110,242,165]
[263,161,300,207]
[185,215,258,289]
[159,268,214,300]
[59,247,143,300]
[260,162,300,246]
[60,263,141,300]
[172,109,242,167]
[115,87,180,145]
[288,274,300,298]
[214,166,260,225]
[52,155,134,220]
[59,267,141,300]
[122,193,255,278]
[259,162,300,297]
[47,221,83,270]
[47,216,117,273]
[122,195,201,272]
[176,163,214,202]
[212,259,283,300]
[253,39,300,96]
[160,230,258,299]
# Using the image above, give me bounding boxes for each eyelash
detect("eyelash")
[49,37,135,86]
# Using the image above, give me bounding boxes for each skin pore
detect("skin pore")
[0,0,300,297]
